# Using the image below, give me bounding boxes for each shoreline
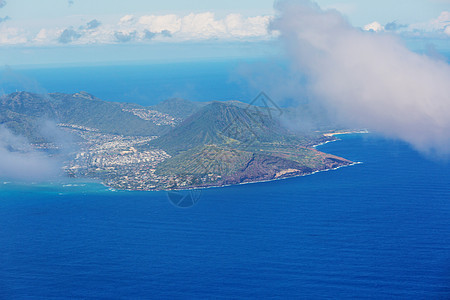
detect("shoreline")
[4,132,367,193]
[322,129,369,137]
[156,131,369,192]
[169,160,363,193]
[125,132,369,193]
[313,130,369,148]
[101,159,363,193]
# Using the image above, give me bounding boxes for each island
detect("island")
[0,91,354,190]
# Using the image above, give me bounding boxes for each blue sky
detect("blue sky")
[2,0,447,25]
[0,0,448,66]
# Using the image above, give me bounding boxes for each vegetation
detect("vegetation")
[0,91,353,190]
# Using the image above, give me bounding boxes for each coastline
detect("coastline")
[99,160,362,193]
[170,160,363,193]
[125,132,368,193]
[313,130,369,148]
[3,132,366,194]
[322,129,369,137]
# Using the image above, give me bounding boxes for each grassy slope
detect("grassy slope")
[151,101,352,189]
[0,92,175,139]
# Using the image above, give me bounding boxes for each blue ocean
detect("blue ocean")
[1,62,450,299]
[3,61,256,105]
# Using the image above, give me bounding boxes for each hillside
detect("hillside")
[149,101,317,155]
[149,98,206,119]
[0,91,352,191]
[149,101,351,190]
[0,91,179,140]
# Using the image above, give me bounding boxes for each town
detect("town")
[59,124,172,190]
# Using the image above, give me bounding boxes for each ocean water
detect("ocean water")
[2,61,256,105]
[0,134,449,299]
[1,61,450,298]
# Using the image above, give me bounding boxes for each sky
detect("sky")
[0,0,449,65]
[1,0,448,26]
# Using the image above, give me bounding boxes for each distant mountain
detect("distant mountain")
[149,98,206,120]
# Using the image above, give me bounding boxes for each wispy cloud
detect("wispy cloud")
[271,0,450,156]
[0,0,6,9]
[363,11,450,37]
[409,11,450,36]
[119,14,135,24]
[0,27,28,44]
[0,125,61,181]
[0,68,77,181]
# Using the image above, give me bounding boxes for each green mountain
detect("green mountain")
[0,91,177,141]
[149,101,317,155]
[149,101,351,189]
[0,91,352,191]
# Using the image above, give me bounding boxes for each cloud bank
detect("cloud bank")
[0,12,274,46]
[364,11,450,37]
[1,7,449,46]
[271,0,450,155]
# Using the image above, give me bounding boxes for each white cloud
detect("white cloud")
[139,14,182,34]
[0,26,28,44]
[0,125,61,181]
[119,14,135,24]
[381,10,450,37]
[362,11,450,37]
[445,25,450,36]
[426,10,450,31]
[3,8,447,47]
[226,14,273,37]
[33,28,60,44]
[136,12,272,40]
[35,28,47,41]
[363,21,384,32]
[270,0,450,156]
[180,12,226,38]
[407,11,450,34]
[0,12,274,46]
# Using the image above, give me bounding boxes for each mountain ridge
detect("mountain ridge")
[0,91,352,191]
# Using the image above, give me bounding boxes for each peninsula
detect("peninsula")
[0,91,353,190]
